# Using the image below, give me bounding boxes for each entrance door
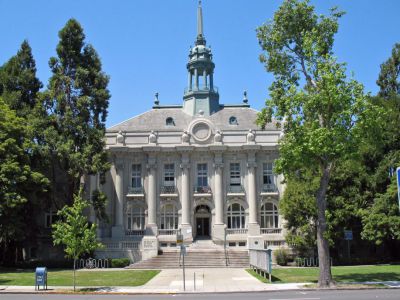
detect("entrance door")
[196,217,210,237]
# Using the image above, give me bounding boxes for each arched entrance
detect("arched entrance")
[195,205,211,238]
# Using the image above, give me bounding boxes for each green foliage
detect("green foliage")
[256,0,378,286]
[91,190,109,222]
[280,170,318,256]
[110,258,131,268]
[43,18,110,194]
[0,40,42,117]
[0,97,48,258]
[377,43,400,98]
[52,191,103,260]
[275,248,290,266]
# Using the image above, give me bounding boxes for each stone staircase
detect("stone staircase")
[127,240,249,269]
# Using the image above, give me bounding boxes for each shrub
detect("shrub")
[111,258,131,268]
[275,248,290,266]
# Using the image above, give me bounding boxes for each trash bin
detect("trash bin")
[35,267,47,290]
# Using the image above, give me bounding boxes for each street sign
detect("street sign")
[344,230,353,241]
[397,167,400,212]
[180,244,186,256]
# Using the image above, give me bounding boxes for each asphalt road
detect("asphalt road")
[1,290,399,300]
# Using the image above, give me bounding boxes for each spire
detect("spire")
[197,1,203,37]
[195,1,206,46]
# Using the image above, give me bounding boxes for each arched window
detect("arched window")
[229,116,238,125]
[261,202,279,228]
[127,206,145,230]
[166,117,175,126]
[160,204,178,229]
[227,203,245,229]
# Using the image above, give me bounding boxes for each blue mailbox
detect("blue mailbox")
[35,267,47,290]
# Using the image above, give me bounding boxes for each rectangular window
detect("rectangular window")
[230,162,241,186]
[131,164,142,188]
[163,163,175,186]
[45,212,59,228]
[197,163,208,187]
[263,162,276,192]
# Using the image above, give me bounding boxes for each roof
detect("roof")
[107,106,279,133]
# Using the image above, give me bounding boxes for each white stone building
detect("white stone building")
[94,2,285,261]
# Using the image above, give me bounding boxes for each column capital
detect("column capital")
[115,161,124,171]
[180,163,191,169]
[247,162,257,169]
[146,163,157,170]
[214,162,224,169]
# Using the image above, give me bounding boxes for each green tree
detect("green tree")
[52,191,103,291]
[44,18,110,210]
[360,43,400,251]
[256,0,373,287]
[0,97,48,264]
[0,40,42,117]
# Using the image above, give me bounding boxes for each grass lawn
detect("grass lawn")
[0,269,160,286]
[247,264,400,284]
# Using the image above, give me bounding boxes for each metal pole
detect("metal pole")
[182,246,186,291]
[194,272,196,290]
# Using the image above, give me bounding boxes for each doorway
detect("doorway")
[196,217,210,236]
[195,204,211,238]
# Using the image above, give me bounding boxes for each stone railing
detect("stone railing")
[102,241,140,250]
[158,229,178,236]
[227,185,245,194]
[193,185,212,194]
[125,229,145,236]
[184,85,219,94]
[226,228,248,235]
[261,184,278,193]
[128,186,144,194]
[261,228,282,235]
[160,186,177,194]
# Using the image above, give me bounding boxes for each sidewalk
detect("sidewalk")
[1,268,399,294]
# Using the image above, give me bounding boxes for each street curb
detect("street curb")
[0,285,397,295]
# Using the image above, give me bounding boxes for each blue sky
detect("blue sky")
[1,0,399,127]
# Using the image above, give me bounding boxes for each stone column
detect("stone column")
[180,153,193,242]
[187,71,192,91]
[213,153,225,243]
[194,69,198,89]
[214,164,224,225]
[112,159,124,238]
[142,155,158,260]
[146,156,158,235]
[203,69,207,88]
[247,152,260,236]
[210,73,214,89]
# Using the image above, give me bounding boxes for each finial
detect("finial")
[243,90,248,104]
[154,92,159,105]
[196,0,205,45]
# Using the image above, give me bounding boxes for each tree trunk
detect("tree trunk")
[73,258,76,292]
[316,163,334,288]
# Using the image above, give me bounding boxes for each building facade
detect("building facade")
[94,2,286,261]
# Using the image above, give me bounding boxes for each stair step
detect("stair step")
[128,249,249,269]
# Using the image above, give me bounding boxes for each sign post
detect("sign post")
[344,230,353,259]
[176,230,185,291]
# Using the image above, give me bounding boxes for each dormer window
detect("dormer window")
[229,116,238,125]
[166,117,175,126]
